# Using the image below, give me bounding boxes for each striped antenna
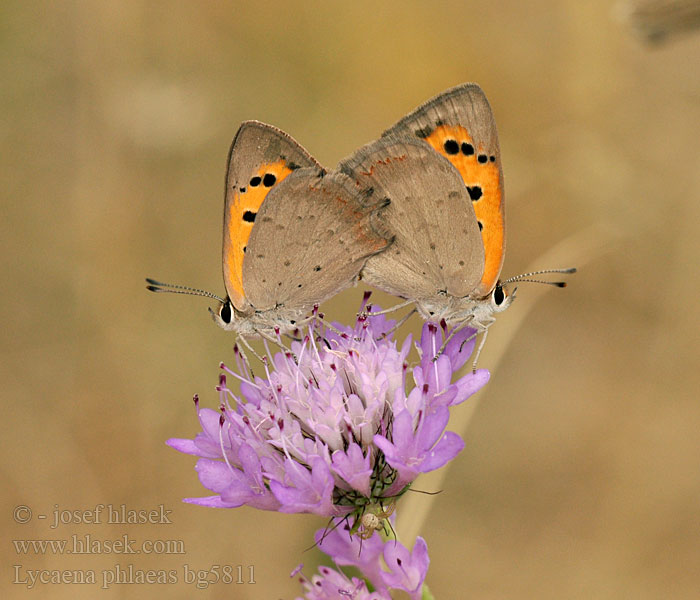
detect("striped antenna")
[145,278,225,303]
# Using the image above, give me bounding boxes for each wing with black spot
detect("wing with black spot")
[242,167,392,311]
[223,121,321,311]
[382,83,504,297]
[338,137,484,300]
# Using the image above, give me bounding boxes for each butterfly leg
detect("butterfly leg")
[236,335,265,370]
[283,314,326,346]
[292,311,353,347]
[470,315,497,372]
[375,308,417,341]
[234,336,257,377]
[258,329,295,362]
[359,299,414,318]
[314,313,402,344]
[295,306,351,340]
[316,317,347,338]
[432,318,477,361]
[291,314,317,330]
[471,329,489,373]
[458,329,479,353]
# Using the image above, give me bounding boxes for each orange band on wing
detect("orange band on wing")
[423,124,504,294]
[224,160,294,306]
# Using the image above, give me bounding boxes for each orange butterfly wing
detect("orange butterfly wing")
[223,122,320,311]
[225,160,295,309]
[383,83,505,298]
[421,124,503,295]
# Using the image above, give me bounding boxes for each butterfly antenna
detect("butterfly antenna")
[145,278,225,303]
[508,278,568,287]
[502,267,576,287]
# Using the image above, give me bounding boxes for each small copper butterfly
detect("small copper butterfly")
[338,83,575,364]
[148,121,392,351]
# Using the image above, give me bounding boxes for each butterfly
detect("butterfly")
[338,83,574,364]
[148,121,392,355]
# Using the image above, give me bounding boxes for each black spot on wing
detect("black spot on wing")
[263,173,277,187]
[443,139,459,155]
[467,186,482,201]
[250,176,262,187]
[243,211,256,222]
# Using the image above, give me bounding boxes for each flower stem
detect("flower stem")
[422,583,436,600]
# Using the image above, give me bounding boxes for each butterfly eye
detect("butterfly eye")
[219,300,233,324]
[493,285,505,306]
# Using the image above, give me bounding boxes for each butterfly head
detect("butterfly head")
[469,267,576,326]
[146,278,241,330]
[466,281,515,326]
[489,267,577,316]
[487,281,515,314]
[210,297,238,331]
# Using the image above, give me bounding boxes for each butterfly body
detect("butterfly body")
[411,285,513,326]
[212,302,303,337]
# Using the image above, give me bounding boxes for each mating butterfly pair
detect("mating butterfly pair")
[148,83,573,362]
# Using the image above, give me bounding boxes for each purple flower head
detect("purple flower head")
[167,302,489,527]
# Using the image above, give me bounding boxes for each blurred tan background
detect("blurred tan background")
[2,1,699,598]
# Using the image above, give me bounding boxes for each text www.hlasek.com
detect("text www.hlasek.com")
[13,534,184,555]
